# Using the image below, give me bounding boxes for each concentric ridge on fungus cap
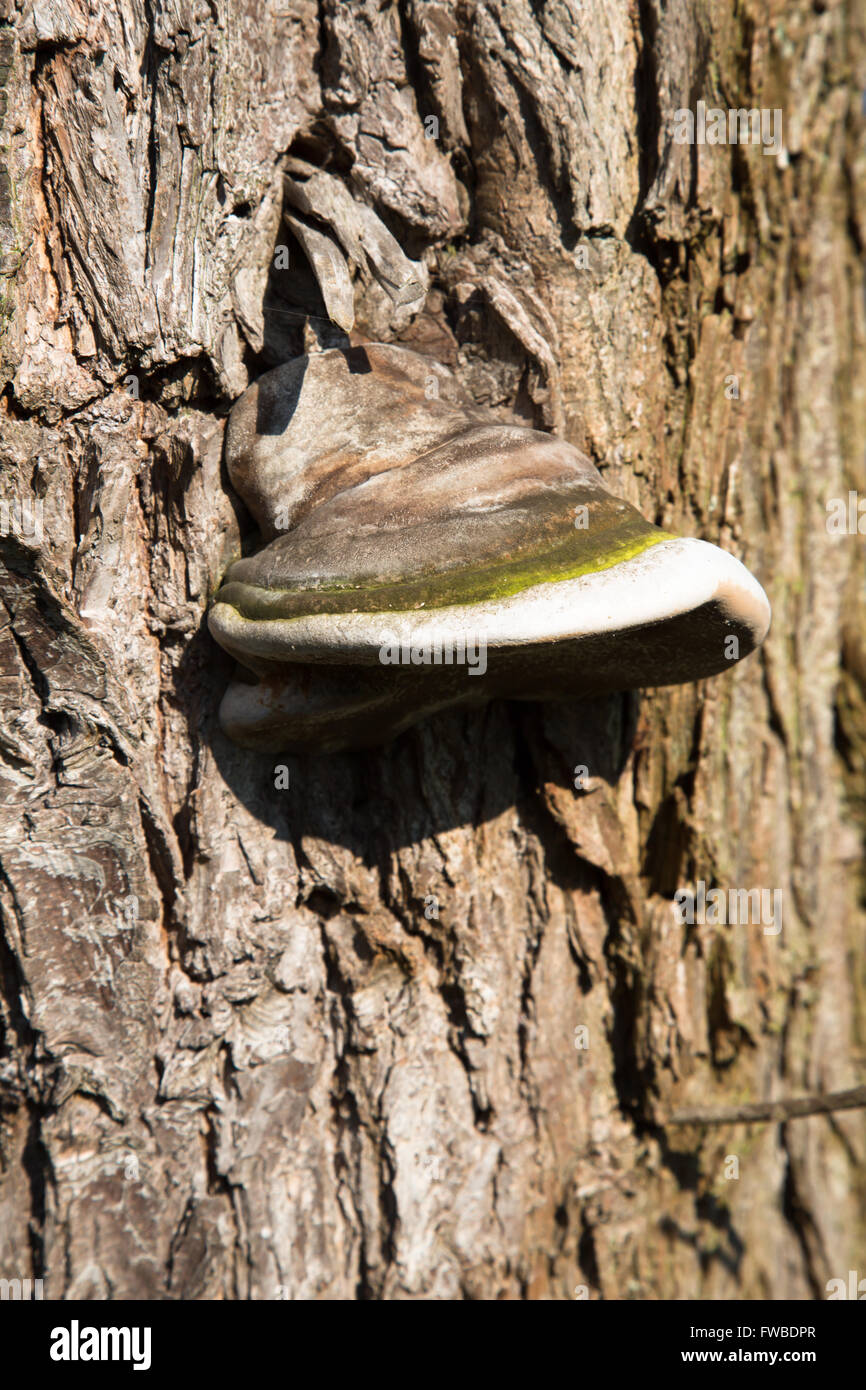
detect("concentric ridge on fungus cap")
[208,344,772,752]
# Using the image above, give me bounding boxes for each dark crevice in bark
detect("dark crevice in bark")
[201,1103,233,1203]
[22,1106,48,1279]
[511,757,646,1127]
[138,794,179,926]
[165,1194,197,1295]
[781,1140,827,1300]
[506,68,578,251]
[516,914,544,1125]
[29,56,113,380]
[655,1126,700,1193]
[658,1212,744,1279]
[576,1207,601,1294]
[626,0,677,284]
[396,0,434,135]
[695,1189,744,1275]
[441,974,496,1131]
[130,356,226,413]
[142,1,165,267]
[376,1136,400,1286]
[317,916,383,1295]
[0,386,28,420]
[605,911,650,1126]
[634,0,661,211]
[389,866,448,970]
[642,792,690,896]
[0,583,67,749]
[310,2,330,116]
[0,869,39,1074]
[383,858,497,1134]
[707,938,754,1069]
[326,1043,372,1299]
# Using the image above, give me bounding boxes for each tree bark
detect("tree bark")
[0,0,864,1300]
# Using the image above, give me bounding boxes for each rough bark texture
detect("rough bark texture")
[0,0,864,1300]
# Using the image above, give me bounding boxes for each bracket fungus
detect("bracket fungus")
[209,344,771,753]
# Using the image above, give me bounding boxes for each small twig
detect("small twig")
[261,305,336,325]
[667,1084,866,1126]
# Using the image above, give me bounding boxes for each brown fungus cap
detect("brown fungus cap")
[210,346,771,752]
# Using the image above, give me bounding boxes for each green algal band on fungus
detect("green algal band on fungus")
[218,513,670,622]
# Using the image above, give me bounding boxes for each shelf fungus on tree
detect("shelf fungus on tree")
[209,344,771,752]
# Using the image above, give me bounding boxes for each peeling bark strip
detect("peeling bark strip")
[1,0,865,1301]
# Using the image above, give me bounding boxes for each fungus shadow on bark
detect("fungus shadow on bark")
[252,346,375,437]
[201,689,635,853]
[254,358,306,438]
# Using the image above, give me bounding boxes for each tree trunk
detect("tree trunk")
[1,0,864,1300]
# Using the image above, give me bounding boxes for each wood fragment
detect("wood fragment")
[479,274,565,433]
[284,165,426,312]
[284,162,367,267]
[284,213,356,334]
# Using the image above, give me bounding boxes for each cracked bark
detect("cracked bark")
[0,0,865,1300]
